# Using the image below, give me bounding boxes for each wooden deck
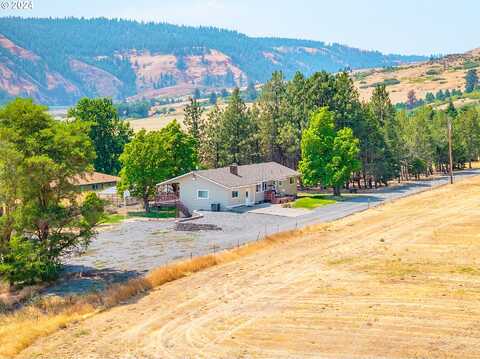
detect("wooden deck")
[152,193,191,217]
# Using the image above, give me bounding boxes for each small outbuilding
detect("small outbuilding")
[71,171,120,192]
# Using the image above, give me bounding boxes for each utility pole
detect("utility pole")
[447,118,454,184]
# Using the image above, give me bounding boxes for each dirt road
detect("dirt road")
[19,176,480,359]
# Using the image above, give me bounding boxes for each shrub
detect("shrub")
[463,60,480,70]
[426,68,440,76]
[0,237,60,286]
[370,78,400,88]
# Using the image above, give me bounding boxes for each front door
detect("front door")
[245,190,249,205]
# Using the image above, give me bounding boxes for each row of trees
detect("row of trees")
[184,70,480,191]
[3,68,480,285]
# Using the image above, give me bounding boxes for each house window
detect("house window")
[262,181,267,191]
[256,184,261,192]
[290,177,295,184]
[279,180,283,186]
[197,190,209,199]
[232,190,239,198]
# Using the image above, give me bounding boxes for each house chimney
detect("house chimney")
[229,163,238,176]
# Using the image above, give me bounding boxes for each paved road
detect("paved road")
[195,169,480,248]
[48,169,480,296]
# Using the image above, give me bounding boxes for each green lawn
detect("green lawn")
[291,194,338,209]
[101,214,127,225]
[100,208,176,225]
[127,208,176,219]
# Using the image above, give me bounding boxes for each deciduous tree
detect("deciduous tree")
[118,121,197,212]
[299,108,360,196]
[68,98,133,175]
[0,99,104,285]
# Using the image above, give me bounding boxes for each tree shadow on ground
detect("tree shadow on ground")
[42,265,147,297]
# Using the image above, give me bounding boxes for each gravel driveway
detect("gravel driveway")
[47,169,480,296]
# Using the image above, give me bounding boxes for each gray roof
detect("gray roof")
[195,162,299,188]
[158,162,299,188]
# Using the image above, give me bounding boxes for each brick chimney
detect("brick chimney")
[229,163,238,176]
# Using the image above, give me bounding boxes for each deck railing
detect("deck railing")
[155,193,179,202]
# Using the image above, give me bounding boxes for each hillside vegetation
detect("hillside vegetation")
[0,17,425,105]
[354,48,480,104]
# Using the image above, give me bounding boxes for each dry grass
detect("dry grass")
[0,223,316,358]
[15,175,480,359]
[354,52,480,104]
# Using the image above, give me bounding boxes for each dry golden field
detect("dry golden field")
[354,49,480,104]
[15,175,480,359]
[126,112,185,132]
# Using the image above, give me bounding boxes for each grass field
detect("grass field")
[12,175,480,359]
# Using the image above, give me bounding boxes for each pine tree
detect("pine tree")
[436,90,445,101]
[200,105,223,168]
[219,88,254,165]
[425,92,435,103]
[183,97,204,147]
[465,69,478,93]
[208,92,217,105]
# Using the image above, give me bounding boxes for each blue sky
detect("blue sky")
[2,0,478,55]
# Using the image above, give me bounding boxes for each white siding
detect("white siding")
[176,175,229,211]
[171,174,298,212]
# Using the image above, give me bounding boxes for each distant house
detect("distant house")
[72,172,120,192]
[157,162,299,212]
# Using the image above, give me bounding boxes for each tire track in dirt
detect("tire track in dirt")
[18,176,480,359]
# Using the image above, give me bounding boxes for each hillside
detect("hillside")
[17,175,480,359]
[354,48,480,104]
[0,17,425,105]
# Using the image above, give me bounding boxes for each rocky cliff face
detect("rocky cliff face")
[0,18,427,105]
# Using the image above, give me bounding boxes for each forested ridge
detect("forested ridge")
[0,17,425,105]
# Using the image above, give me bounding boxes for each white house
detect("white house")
[156,162,299,212]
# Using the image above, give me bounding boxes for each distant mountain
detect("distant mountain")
[0,17,427,105]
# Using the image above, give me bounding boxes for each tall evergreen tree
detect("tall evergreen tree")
[465,69,478,93]
[200,105,223,168]
[258,71,288,164]
[183,97,205,146]
[219,88,254,165]
[208,91,217,105]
